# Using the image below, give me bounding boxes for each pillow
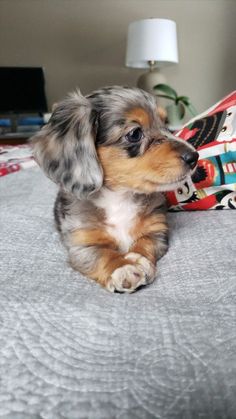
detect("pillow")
[166,91,236,210]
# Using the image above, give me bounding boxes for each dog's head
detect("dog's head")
[31,86,198,198]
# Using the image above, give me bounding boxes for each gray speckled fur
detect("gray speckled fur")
[31,86,194,279]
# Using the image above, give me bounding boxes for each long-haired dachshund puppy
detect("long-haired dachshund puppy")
[31,86,198,293]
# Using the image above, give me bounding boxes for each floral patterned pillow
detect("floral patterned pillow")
[166,91,236,210]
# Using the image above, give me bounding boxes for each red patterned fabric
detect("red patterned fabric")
[0,145,36,177]
[166,91,236,210]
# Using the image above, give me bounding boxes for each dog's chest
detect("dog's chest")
[95,190,138,253]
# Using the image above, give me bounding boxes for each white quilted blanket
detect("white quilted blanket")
[0,167,236,418]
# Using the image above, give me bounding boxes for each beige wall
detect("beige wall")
[0,0,235,114]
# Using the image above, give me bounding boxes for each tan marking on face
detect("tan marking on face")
[126,107,150,127]
[97,143,184,193]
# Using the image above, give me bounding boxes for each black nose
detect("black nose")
[181,151,199,169]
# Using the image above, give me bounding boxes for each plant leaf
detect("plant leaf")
[153,93,175,101]
[153,83,178,100]
[178,102,185,119]
[177,96,190,105]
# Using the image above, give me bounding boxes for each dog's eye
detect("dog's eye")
[125,127,143,142]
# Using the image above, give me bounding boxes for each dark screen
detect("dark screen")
[0,67,48,113]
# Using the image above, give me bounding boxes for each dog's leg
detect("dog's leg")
[124,213,169,286]
[68,228,148,293]
[129,232,169,263]
[104,229,168,293]
[105,214,168,293]
[68,213,168,293]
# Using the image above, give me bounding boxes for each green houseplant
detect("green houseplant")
[153,83,197,126]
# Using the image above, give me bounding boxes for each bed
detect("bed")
[0,159,235,418]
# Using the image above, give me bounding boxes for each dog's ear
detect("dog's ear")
[157,106,167,124]
[31,90,103,199]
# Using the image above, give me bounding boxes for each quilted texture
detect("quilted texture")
[0,167,236,418]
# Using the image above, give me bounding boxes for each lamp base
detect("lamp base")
[137,69,166,93]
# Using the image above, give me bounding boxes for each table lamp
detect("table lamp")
[126,18,179,93]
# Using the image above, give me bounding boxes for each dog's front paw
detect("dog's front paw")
[107,264,147,293]
[106,253,156,293]
[125,252,156,285]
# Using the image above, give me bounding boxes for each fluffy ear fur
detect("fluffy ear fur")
[30,90,103,199]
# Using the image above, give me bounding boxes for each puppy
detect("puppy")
[31,86,198,293]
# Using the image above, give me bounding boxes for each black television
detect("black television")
[0,66,48,115]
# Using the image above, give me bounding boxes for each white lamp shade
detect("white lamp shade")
[126,18,179,68]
